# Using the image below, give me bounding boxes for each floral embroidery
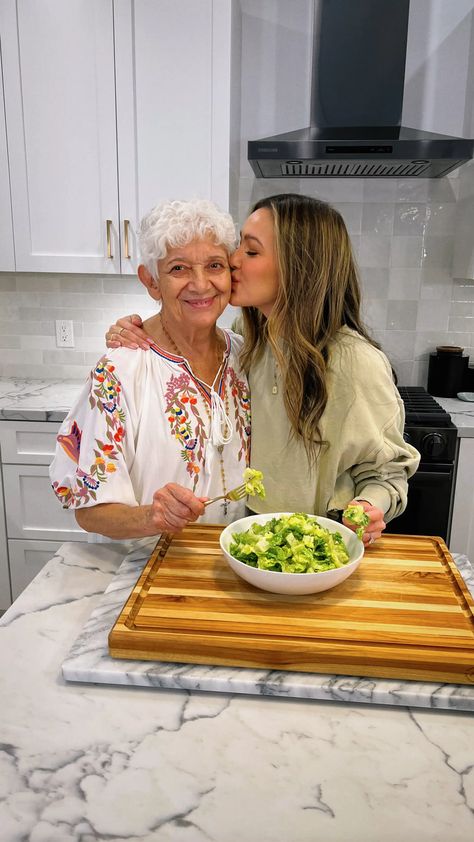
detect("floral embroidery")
[57,420,82,463]
[227,366,251,463]
[51,482,74,508]
[53,337,251,509]
[164,371,208,491]
[53,357,126,507]
[163,358,251,491]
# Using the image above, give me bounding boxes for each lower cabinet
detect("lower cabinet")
[0,467,11,610]
[450,437,474,560]
[7,539,65,602]
[3,463,86,542]
[0,420,87,610]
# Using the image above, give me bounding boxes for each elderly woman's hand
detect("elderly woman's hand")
[146,483,207,533]
[343,499,386,546]
[106,314,152,350]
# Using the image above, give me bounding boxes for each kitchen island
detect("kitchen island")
[1,540,474,842]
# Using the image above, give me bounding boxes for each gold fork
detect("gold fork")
[204,483,247,507]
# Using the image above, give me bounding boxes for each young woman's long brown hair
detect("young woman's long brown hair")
[240,193,383,462]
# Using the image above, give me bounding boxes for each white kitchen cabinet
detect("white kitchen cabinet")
[8,540,62,602]
[0,421,63,465]
[3,464,87,542]
[0,0,120,273]
[0,0,237,275]
[114,0,236,272]
[0,419,87,608]
[0,41,15,271]
[0,467,11,611]
[449,437,474,560]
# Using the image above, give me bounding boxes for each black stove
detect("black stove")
[385,386,459,542]
[399,386,452,426]
[398,386,457,463]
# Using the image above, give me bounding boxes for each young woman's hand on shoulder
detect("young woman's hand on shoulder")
[106,314,152,350]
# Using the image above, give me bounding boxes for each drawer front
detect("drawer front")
[0,468,11,610]
[3,464,87,542]
[0,421,61,465]
[8,539,63,601]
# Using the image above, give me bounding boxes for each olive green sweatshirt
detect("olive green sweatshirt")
[246,327,420,521]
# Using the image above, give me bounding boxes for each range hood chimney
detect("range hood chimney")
[248,0,474,178]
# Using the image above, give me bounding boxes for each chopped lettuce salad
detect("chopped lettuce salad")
[243,468,266,498]
[229,512,350,574]
[342,503,370,539]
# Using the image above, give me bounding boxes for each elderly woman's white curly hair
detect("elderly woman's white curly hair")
[138,198,237,280]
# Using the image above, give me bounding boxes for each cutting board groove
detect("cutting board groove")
[109,526,474,684]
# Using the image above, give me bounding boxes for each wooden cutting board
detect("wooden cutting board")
[108,525,474,685]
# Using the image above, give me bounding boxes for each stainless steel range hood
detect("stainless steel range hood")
[248,0,474,179]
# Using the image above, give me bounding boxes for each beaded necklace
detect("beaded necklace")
[160,316,232,516]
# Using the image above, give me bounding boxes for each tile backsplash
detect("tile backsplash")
[236,164,474,387]
[1,166,473,386]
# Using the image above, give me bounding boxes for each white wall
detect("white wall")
[403,0,474,136]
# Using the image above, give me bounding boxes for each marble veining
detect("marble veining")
[0,376,83,420]
[436,396,474,437]
[57,541,474,712]
[2,541,474,841]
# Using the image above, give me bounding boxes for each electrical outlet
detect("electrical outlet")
[55,319,75,348]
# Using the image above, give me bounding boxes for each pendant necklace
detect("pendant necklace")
[272,360,279,395]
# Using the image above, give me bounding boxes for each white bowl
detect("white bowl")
[219,512,364,595]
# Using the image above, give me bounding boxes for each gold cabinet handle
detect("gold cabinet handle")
[124,219,131,259]
[106,219,113,259]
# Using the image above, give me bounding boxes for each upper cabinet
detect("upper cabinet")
[1,1,120,273]
[114,0,235,272]
[0,0,237,275]
[0,40,15,271]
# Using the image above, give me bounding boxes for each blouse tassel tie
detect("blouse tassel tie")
[209,387,233,447]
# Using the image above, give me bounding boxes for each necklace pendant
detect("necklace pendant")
[217,445,224,454]
[222,500,229,516]
[272,384,278,395]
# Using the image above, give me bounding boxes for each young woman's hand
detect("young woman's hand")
[343,499,386,545]
[145,482,207,533]
[106,314,152,350]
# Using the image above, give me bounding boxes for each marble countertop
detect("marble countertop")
[436,396,474,437]
[0,376,84,421]
[1,540,474,841]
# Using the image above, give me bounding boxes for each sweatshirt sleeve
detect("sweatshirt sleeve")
[49,354,139,510]
[350,355,420,521]
[327,336,421,522]
[350,416,420,521]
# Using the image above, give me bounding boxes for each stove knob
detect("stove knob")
[421,432,445,458]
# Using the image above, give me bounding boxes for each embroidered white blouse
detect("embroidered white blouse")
[49,330,251,525]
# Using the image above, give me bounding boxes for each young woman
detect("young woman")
[105,194,420,544]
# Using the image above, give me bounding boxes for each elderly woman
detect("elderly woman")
[49,199,251,537]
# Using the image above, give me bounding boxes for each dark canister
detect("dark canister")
[464,364,474,391]
[427,346,469,397]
